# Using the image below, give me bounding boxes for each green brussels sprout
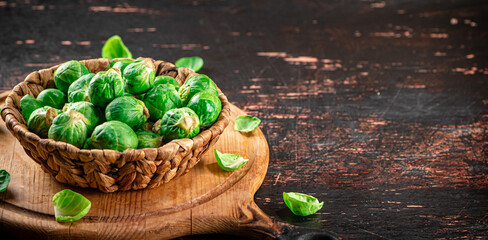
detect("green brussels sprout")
[111,59,134,72]
[123,58,156,94]
[20,94,43,121]
[90,121,138,151]
[159,107,200,141]
[187,90,221,128]
[178,74,218,104]
[136,130,162,149]
[154,76,180,89]
[67,73,95,103]
[54,60,91,93]
[27,107,61,138]
[83,138,93,149]
[88,68,125,107]
[143,84,182,121]
[105,96,149,130]
[63,102,102,134]
[37,88,67,109]
[48,110,88,148]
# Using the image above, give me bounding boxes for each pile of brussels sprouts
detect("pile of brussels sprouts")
[20,58,222,152]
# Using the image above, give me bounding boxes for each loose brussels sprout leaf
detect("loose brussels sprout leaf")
[136,130,162,149]
[154,75,180,89]
[283,192,324,216]
[90,121,138,151]
[178,74,218,104]
[48,110,88,148]
[123,58,156,94]
[111,59,134,72]
[159,107,200,141]
[234,115,261,133]
[20,94,43,121]
[88,68,125,107]
[0,169,11,193]
[106,96,149,130]
[102,35,132,59]
[63,102,102,134]
[187,90,221,129]
[175,56,204,72]
[143,84,182,121]
[68,73,95,103]
[37,88,67,109]
[28,107,61,138]
[54,60,91,93]
[214,149,248,171]
[52,189,91,222]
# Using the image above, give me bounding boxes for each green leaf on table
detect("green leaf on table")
[0,170,11,192]
[214,149,248,171]
[175,56,204,72]
[234,115,261,133]
[52,189,91,222]
[102,35,132,59]
[283,192,324,216]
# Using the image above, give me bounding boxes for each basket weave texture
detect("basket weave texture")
[1,58,231,192]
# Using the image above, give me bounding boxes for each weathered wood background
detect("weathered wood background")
[1,0,487,239]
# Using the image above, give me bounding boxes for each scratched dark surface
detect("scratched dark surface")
[1,0,487,239]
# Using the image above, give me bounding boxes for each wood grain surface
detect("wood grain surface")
[0,94,280,239]
[0,0,487,239]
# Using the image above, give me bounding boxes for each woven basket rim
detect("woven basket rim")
[1,58,231,157]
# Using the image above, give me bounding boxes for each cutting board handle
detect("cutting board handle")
[234,200,338,240]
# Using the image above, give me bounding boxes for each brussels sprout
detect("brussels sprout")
[83,138,93,149]
[123,58,155,94]
[68,73,95,103]
[63,102,102,134]
[105,96,149,130]
[143,84,182,121]
[159,107,200,141]
[37,88,67,109]
[187,90,221,128]
[88,68,125,107]
[54,60,91,93]
[111,59,134,72]
[136,130,162,149]
[27,107,61,138]
[90,121,138,151]
[178,74,218,104]
[101,35,132,59]
[154,76,180,89]
[20,94,43,121]
[48,110,88,148]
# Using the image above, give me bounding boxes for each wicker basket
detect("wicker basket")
[1,58,231,192]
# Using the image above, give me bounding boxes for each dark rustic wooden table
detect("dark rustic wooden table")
[1,0,487,239]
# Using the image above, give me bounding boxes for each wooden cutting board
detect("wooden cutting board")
[0,91,284,239]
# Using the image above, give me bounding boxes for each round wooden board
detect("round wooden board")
[0,92,279,239]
